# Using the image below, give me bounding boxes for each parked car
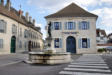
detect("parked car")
[106,46,112,52]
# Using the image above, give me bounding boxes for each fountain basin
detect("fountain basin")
[28,52,71,65]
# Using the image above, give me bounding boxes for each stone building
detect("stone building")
[45,3,98,54]
[0,0,43,54]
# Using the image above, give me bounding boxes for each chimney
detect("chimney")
[29,16,32,23]
[6,0,11,11]
[25,12,29,21]
[19,10,23,18]
[1,0,4,6]
[33,19,35,25]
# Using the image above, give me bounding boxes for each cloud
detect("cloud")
[92,7,112,26]
[28,0,96,13]
[91,7,112,34]
[101,0,112,6]
[27,0,112,35]
[35,23,42,27]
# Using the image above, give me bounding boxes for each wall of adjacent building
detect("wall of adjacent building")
[0,14,43,54]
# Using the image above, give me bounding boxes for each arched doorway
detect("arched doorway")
[66,36,76,53]
[11,36,16,53]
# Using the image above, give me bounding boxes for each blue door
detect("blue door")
[66,36,76,53]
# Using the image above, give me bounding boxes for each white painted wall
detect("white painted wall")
[46,17,97,54]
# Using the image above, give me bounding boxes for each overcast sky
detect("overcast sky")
[9,0,112,39]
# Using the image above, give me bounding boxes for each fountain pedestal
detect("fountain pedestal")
[29,52,71,65]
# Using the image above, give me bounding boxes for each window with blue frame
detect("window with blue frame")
[65,22,75,30]
[82,38,88,48]
[68,22,73,30]
[54,38,62,48]
[82,21,88,30]
[79,21,89,30]
[54,38,59,48]
[79,38,90,48]
[54,22,60,30]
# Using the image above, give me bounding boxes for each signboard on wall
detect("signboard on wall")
[62,32,79,34]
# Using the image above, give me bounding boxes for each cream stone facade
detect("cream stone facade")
[45,3,98,54]
[0,0,43,54]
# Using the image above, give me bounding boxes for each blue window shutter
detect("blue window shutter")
[65,22,67,30]
[80,38,82,48]
[78,38,82,48]
[54,39,55,48]
[88,22,90,30]
[51,22,54,30]
[87,38,90,48]
[59,22,62,30]
[79,22,81,30]
[59,38,62,48]
[74,22,76,29]
[54,39,56,48]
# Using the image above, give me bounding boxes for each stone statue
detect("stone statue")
[48,22,52,38]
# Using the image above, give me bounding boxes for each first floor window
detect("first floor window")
[0,20,7,33]
[0,39,3,48]
[12,24,17,34]
[54,22,61,30]
[79,38,90,48]
[68,22,73,30]
[65,22,76,30]
[24,29,28,38]
[54,38,62,48]
[82,38,87,48]
[55,38,59,48]
[79,21,90,30]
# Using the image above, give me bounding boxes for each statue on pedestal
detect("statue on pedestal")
[48,22,52,38]
[46,22,52,48]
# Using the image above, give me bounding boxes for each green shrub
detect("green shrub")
[98,48,106,53]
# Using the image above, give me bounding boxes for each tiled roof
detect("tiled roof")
[0,5,42,34]
[96,29,107,37]
[45,3,98,18]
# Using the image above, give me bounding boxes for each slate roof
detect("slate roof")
[45,3,98,18]
[0,5,42,34]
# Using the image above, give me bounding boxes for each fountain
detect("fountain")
[28,22,71,65]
